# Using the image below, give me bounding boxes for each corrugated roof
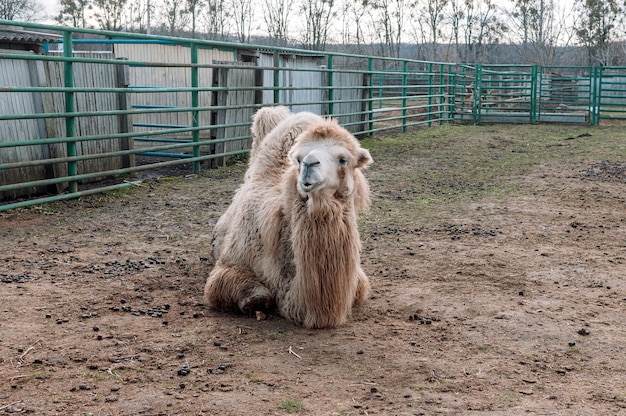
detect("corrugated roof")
[0,26,61,44]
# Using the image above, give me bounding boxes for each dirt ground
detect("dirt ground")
[1,124,625,415]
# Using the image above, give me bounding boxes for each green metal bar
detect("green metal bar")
[63,30,78,193]
[595,66,603,125]
[449,70,457,120]
[367,58,374,132]
[589,67,597,125]
[0,182,138,212]
[327,55,334,116]
[427,63,433,127]
[438,64,444,125]
[401,61,407,133]
[273,51,280,104]
[472,65,483,125]
[190,43,200,174]
[530,65,538,124]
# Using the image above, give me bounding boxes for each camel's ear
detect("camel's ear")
[356,148,373,169]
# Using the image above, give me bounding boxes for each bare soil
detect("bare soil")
[1,123,625,415]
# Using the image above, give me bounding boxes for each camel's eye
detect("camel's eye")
[296,157,301,165]
[339,156,348,166]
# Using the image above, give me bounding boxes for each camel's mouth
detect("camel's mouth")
[299,179,325,194]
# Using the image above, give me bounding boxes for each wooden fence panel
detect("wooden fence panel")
[329,71,368,134]
[212,62,256,166]
[0,54,54,199]
[114,44,234,146]
[44,53,131,177]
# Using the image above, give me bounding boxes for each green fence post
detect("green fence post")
[472,65,482,125]
[327,55,334,116]
[273,51,280,104]
[438,63,445,125]
[449,68,457,122]
[63,30,78,193]
[191,43,200,174]
[588,66,596,125]
[428,62,433,127]
[530,65,538,124]
[368,58,374,132]
[402,60,407,133]
[594,66,603,125]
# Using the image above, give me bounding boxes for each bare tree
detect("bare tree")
[124,0,154,33]
[461,0,506,63]
[93,0,128,31]
[202,0,231,40]
[159,0,189,35]
[56,0,91,27]
[263,0,292,46]
[185,0,204,38]
[1,0,41,21]
[367,0,407,59]
[410,0,449,61]
[575,0,623,65]
[300,0,337,50]
[339,0,369,53]
[230,0,253,43]
[506,0,576,65]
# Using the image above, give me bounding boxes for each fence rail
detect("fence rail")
[2,21,626,211]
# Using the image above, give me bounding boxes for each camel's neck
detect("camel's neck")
[284,175,360,328]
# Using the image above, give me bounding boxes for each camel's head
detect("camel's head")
[289,120,373,208]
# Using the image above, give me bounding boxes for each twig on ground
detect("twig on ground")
[288,346,302,360]
[18,340,42,364]
[0,402,22,411]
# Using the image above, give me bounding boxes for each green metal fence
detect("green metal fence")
[2,21,626,212]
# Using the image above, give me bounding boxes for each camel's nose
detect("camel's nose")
[299,155,324,192]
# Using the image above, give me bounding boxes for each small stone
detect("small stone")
[577,328,590,336]
[177,365,190,376]
[214,341,221,347]
[568,341,576,347]
[356,350,364,355]
[92,326,99,332]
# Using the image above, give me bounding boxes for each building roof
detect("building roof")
[0,26,61,44]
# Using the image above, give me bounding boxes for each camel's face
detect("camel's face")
[291,140,372,199]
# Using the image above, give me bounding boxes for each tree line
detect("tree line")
[3,0,626,66]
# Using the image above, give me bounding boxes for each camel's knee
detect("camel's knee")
[354,269,370,306]
[204,265,274,315]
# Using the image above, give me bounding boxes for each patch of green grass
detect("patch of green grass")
[278,399,304,413]
[359,124,626,227]
[272,330,287,340]
[84,372,106,381]
[498,391,518,406]
[245,370,263,383]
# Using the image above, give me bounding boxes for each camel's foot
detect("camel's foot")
[238,286,274,315]
[205,264,274,315]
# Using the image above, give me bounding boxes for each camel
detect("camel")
[205,107,373,328]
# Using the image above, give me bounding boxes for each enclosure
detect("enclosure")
[1,122,625,415]
[3,21,626,212]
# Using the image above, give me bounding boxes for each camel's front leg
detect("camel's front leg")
[204,263,275,315]
[354,267,371,306]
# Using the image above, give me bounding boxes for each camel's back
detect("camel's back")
[246,112,324,184]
